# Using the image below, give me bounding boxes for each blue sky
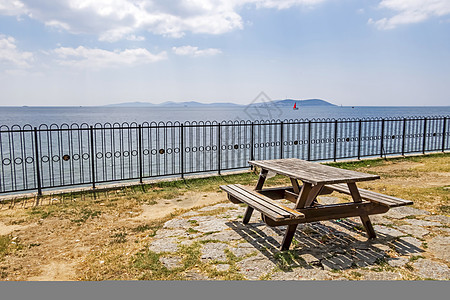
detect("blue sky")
[0,0,449,106]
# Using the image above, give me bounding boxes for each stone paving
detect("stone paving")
[147,199,450,280]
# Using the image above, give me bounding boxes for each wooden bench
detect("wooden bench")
[324,183,413,208]
[220,184,305,226]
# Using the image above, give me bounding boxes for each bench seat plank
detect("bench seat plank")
[325,183,413,207]
[220,184,304,222]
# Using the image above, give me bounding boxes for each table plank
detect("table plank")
[249,158,379,184]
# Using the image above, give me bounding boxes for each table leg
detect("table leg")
[290,178,301,194]
[295,182,312,209]
[281,224,298,251]
[347,182,377,239]
[305,183,325,207]
[255,169,269,191]
[243,206,254,224]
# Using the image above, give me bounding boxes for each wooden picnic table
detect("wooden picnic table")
[221,158,413,251]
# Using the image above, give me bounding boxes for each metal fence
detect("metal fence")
[0,116,449,195]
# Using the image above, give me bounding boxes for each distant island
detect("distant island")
[106,98,336,107]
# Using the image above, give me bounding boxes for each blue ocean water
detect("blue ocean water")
[0,105,449,127]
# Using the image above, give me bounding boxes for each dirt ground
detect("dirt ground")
[0,155,448,281]
[0,191,225,281]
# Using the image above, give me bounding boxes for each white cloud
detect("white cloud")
[0,35,33,68]
[0,0,328,41]
[172,45,222,57]
[370,0,450,29]
[251,0,327,10]
[0,0,25,15]
[53,46,167,69]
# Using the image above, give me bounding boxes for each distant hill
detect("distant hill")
[106,98,335,107]
[271,99,336,107]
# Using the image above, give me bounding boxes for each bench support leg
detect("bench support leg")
[347,182,377,239]
[255,169,269,191]
[243,206,254,224]
[281,224,298,251]
[360,215,377,239]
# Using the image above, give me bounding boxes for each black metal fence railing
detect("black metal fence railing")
[0,116,449,195]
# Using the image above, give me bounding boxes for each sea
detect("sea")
[0,105,449,128]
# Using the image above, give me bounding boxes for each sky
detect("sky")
[0,0,449,107]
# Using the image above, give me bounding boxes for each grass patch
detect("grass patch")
[273,251,304,271]
[0,235,12,259]
[110,232,127,244]
[71,208,102,224]
[0,235,22,260]
[439,205,450,214]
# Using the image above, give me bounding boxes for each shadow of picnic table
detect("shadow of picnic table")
[226,217,423,271]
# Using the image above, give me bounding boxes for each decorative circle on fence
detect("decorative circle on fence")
[185,147,190,153]
[62,155,70,161]
[174,148,180,153]
[294,140,299,145]
[105,152,112,158]
[82,153,90,160]
[205,146,211,151]
[198,146,204,152]
[151,149,157,155]
[52,155,60,162]
[41,155,50,163]
[96,152,103,159]
[14,157,23,165]
[131,150,138,156]
[221,145,226,150]
[123,151,130,157]
[143,149,150,155]
[212,145,217,151]
[73,154,80,160]
[234,144,239,150]
[392,135,396,139]
[246,144,251,149]
[2,158,11,165]
[275,142,280,146]
[433,133,437,136]
[26,157,34,164]
[228,145,232,150]
[167,148,173,154]
[114,151,121,158]
[159,149,165,155]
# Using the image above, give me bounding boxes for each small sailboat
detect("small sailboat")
[293,102,299,110]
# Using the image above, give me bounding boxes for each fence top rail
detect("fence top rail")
[1,115,449,132]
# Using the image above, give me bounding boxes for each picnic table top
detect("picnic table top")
[248,158,380,185]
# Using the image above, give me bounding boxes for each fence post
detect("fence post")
[380,120,385,158]
[280,121,284,159]
[138,125,143,183]
[250,122,254,168]
[33,127,42,197]
[307,120,311,161]
[89,126,96,189]
[422,117,427,154]
[357,120,362,160]
[180,124,184,179]
[217,123,221,175]
[402,118,407,156]
[443,117,447,152]
[333,120,338,162]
